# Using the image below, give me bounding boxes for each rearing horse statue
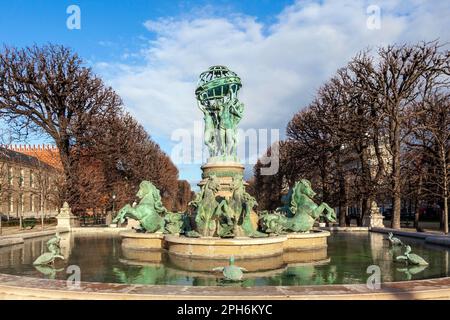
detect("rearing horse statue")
[260,179,336,233]
[113,181,166,233]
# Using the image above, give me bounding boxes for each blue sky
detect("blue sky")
[1,0,450,187]
[0,0,292,61]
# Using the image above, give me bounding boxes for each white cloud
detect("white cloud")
[97,0,450,181]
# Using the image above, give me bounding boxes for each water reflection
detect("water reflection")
[34,265,65,279]
[113,264,167,285]
[0,232,449,286]
[397,265,429,281]
[283,265,338,285]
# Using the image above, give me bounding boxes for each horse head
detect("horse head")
[296,179,316,199]
[290,179,315,215]
[137,180,157,200]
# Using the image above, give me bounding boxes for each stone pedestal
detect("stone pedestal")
[164,235,286,259]
[199,157,259,230]
[199,158,245,197]
[56,202,79,230]
[105,212,112,225]
[283,230,330,251]
[362,201,385,228]
[120,231,164,250]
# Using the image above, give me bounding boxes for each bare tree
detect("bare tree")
[370,42,448,228]
[344,55,389,225]
[0,44,123,204]
[253,41,449,231]
[407,93,450,233]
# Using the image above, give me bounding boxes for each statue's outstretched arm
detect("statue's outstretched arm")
[230,101,244,118]
[197,101,207,114]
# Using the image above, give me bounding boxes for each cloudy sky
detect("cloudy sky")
[1,0,449,185]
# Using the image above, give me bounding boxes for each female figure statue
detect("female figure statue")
[198,100,218,157]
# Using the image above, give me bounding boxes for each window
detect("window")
[19,169,24,187]
[8,167,13,186]
[30,171,35,188]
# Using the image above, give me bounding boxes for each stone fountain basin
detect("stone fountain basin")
[119,229,331,260]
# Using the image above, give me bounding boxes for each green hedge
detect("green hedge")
[0,217,57,228]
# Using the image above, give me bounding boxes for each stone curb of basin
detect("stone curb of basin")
[1,273,450,300]
[0,238,24,248]
[321,226,369,232]
[0,228,450,299]
[0,228,70,248]
[0,227,128,248]
[371,227,450,248]
[71,227,128,234]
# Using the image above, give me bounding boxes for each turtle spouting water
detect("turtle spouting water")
[396,245,429,266]
[387,232,403,246]
[212,256,248,281]
[32,234,65,266]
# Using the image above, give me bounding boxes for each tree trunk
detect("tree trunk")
[40,193,44,231]
[444,197,449,234]
[338,167,347,227]
[18,199,22,229]
[414,174,423,230]
[356,199,363,227]
[57,138,73,203]
[414,201,420,230]
[361,196,372,226]
[441,148,448,234]
[338,203,347,227]
[390,123,402,229]
[358,143,372,227]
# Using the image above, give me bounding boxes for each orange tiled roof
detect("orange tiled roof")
[4,144,63,170]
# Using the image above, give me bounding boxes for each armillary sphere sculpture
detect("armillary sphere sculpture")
[195,65,244,159]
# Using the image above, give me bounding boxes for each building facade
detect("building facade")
[0,145,62,219]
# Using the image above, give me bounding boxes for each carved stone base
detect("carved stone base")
[164,235,286,259]
[362,201,385,228]
[56,216,79,230]
[199,160,245,197]
[120,231,164,250]
[362,214,385,228]
[283,230,330,250]
[199,159,259,230]
[56,202,79,230]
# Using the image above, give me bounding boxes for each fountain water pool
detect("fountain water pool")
[0,232,448,286]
